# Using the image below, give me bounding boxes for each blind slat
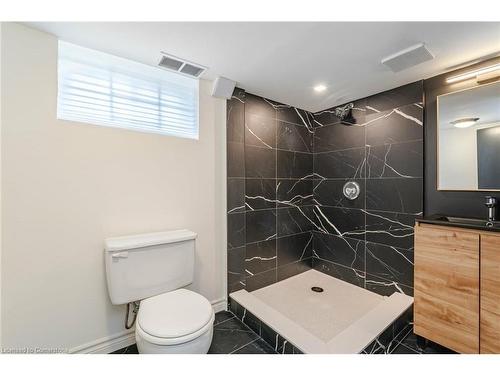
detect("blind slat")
[59,109,198,134]
[57,41,199,139]
[60,85,196,115]
[60,95,197,123]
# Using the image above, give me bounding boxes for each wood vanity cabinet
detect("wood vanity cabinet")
[414,222,500,354]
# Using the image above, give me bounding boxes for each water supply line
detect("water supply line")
[125,301,140,329]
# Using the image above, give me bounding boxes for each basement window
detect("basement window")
[57,41,199,139]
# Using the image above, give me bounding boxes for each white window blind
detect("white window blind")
[57,41,199,139]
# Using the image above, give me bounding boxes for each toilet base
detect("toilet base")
[135,325,213,354]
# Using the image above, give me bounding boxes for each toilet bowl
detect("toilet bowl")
[135,288,215,354]
[104,229,214,354]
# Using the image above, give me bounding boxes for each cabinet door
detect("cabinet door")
[480,234,500,353]
[414,225,480,353]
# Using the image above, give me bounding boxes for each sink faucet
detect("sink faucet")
[485,196,497,225]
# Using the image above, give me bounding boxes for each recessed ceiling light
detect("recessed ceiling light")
[314,84,327,93]
[451,117,480,128]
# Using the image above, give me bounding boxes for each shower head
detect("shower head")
[335,103,354,124]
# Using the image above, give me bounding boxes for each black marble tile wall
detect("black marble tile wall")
[227,89,315,294]
[311,81,424,297]
[228,82,423,297]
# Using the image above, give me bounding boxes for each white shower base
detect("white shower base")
[229,269,413,354]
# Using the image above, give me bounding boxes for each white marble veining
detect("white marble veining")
[361,105,423,127]
[366,144,414,178]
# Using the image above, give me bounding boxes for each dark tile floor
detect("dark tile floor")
[111,310,277,354]
[111,311,454,354]
[390,328,456,354]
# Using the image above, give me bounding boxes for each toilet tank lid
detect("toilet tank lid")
[104,230,197,252]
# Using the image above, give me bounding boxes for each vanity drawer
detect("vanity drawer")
[414,224,480,354]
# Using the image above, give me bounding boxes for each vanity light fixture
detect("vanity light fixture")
[314,84,327,93]
[446,63,500,83]
[450,117,480,128]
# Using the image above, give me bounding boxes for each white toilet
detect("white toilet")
[104,230,214,354]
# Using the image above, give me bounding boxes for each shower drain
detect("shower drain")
[311,286,324,293]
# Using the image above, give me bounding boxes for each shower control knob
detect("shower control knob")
[343,181,360,200]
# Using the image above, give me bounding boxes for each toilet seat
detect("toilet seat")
[136,289,214,346]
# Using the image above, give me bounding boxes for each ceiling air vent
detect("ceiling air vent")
[158,53,206,78]
[381,43,434,73]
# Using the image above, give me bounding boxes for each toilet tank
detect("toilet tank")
[104,230,197,305]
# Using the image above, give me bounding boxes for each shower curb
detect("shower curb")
[229,296,413,354]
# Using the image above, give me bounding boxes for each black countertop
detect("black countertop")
[416,215,500,233]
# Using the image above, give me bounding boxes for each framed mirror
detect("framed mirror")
[437,81,500,191]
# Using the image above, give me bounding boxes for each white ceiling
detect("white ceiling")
[27,22,500,112]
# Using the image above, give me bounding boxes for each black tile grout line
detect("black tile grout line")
[242,92,248,294]
[229,177,315,180]
[312,139,424,155]
[364,176,423,181]
[245,257,314,279]
[313,255,415,292]
[389,340,420,354]
[311,205,423,216]
[244,143,314,155]
[245,107,312,122]
[420,83,427,219]
[230,206,421,217]
[363,116,368,289]
[244,110,315,129]
[313,232,415,253]
[312,257,365,275]
[364,275,414,291]
[235,115,422,152]
[276,118,314,128]
[213,314,237,327]
[244,230,314,246]
[244,178,315,182]
[364,240,415,252]
[242,198,311,208]
[313,145,366,155]
[274,104,279,287]
[310,177,423,181]
[228,338,262,354]
[389,327,420,354]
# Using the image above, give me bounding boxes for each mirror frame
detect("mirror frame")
[436,80,500,192]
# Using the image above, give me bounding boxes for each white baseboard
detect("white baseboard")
[70,297,228,354]
[211,298,227,313]
[69,330,136,354]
